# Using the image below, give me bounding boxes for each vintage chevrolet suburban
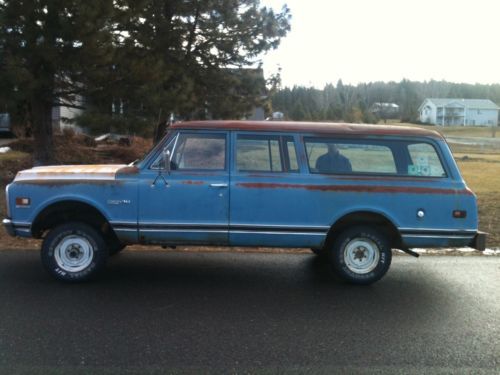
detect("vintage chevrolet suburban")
[3,121,486,284]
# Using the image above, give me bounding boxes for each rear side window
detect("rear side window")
[407,143,446,177]
[236,135,283,172]
[285,137,299,172]
[305,139,396,174]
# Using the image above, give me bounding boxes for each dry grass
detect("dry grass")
[455,152,500,245]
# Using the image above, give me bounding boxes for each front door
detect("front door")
[138,131,229,245]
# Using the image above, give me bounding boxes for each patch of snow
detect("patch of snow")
[396,247,499,255]
[0,147,11,153]
[484,248,500,256]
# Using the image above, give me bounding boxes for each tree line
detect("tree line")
[270,79,500,123]
[0,0,290,164]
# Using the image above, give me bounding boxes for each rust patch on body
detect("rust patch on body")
[171,120,443,139]
[236,182,472,195]
[15,164,127,182]
[116,166,139,175]
[331,175,440,183]
[181,180,204,185]
[16,180,124,187]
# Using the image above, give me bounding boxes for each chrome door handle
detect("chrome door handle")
[209,183,228,188]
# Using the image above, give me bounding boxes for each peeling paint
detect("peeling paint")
[116,166,140,175]
[181,180,204,185]
[172,120,443,139]
[15,164,127,182]
[236,182,472,195]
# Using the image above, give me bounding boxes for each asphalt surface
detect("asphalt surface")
[0,250,498,374]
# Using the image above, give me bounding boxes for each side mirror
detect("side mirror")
[163,149,171,174]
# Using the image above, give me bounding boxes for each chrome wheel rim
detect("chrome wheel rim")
[54,235,94,273]
[343,238,380,274]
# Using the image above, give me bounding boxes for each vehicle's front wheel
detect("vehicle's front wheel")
[41,222,108,282]
[329,226,392,285]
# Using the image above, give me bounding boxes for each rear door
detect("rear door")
[229,132,328,248]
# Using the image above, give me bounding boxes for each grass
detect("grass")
[0,150,29,162]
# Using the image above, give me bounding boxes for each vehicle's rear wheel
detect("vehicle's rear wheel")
[41,222,108,282]
[329,226,392,285]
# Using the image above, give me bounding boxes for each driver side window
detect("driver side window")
[171,133,226,171]
[150,132,226,171]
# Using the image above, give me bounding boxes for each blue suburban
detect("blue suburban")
[3,121,486,284]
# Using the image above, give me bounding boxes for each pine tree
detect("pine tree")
[0,0,118,164]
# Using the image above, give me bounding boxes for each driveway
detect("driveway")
[0,251,498,373]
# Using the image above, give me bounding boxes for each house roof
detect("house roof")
[423,98,500,110]
[172,120,444,139]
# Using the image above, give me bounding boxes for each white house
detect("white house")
[419,98,499,126]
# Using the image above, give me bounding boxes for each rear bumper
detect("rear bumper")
[471,231,487,251]
[400,229,487,250]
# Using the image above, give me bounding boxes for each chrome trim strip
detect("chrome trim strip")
[402,234,475,239]
[110,221,138,226]
[230,223,330,230]
[398,228,478,234]
[230,231,326,236]
[15,228,31,234]
[140,229,228,234]
[11,221,31,227]
[126,222,329,230]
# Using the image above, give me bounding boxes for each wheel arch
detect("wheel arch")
[324,210,403,250]
[31,199,118,244]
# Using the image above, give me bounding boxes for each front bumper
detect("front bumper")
[471,231,487,251]
[3,218,16,237]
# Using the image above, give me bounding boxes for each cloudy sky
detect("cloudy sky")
[260,0,500,87]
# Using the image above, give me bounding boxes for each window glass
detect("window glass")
[150,134,177,169]
[237,135,283,172]
[305,139,396,174]
[407,143,446,177]
[171,133,226,170]
[286,139,299,172]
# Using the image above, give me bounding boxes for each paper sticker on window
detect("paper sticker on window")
[408,165,430,176]
[420,166,430,176]
[416,156,429,166]
[408,165,418,175]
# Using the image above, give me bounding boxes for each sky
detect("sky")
[260,0,500,88]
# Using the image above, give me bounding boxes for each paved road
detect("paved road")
[0,251,498,374]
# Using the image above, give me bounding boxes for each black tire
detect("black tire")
[41,222,108,282]
[329,226,392,285]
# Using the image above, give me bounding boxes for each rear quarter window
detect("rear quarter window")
[305,138,446,177]
[407,143,446,177]
[305,140,397,174]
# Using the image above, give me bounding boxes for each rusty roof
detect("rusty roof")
[171,120,443,139]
